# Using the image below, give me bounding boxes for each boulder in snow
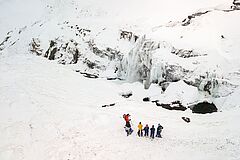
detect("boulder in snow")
[182,117,191,123]
[102,103,115,108]
[192,102,218,114]
[120,91,133,98]
[80,72,99,79]
[143,97,150,102]
[155,101,187,111]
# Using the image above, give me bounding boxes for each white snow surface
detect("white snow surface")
[1,0,240,159]
[161,80,200,106]
[1,53,240,160]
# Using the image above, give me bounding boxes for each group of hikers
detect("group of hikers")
[123,114,163,139]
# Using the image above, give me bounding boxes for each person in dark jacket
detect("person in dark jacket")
[143,124,149,137]
[150,125,155,139]
[124,124,133,136]
[156,123,163,138]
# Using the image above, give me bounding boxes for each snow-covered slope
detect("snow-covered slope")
[1,53,240,160]
[1,0,240,159]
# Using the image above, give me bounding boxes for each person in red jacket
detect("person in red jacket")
[123,114,133,136]
[123,114,130,126]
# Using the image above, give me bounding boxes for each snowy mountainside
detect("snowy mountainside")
[0,0,239,110]
[1,0,240,160]
[1,52,240,160]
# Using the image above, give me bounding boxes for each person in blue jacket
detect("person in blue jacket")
[156,123,163,138]
[143,124,149,137]
[150,125,155,139]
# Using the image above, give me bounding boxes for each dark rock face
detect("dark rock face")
[48,47,57,60]
[44,40,57,60]
[71,49,79,64]
[84,59,97,69]
[29,38,112,72]
[192,102,218,114]
[121,92,133,98]
[107,77,123,81]
[29,38,43,56]
[120,30,139,42]
[155,101,187,111]
[181,5,240,27]
[0,36,10,46]
[183,72,237,98]
[151,100,159,103]
[143,97,150,102]
[182,11,210,26]
[79,72,99,79]
[0,36,11,51]
[87,40,123,61]
[233,0,240,5]
[231,1,240,10]
[102,103,115,108]
[163,64,192,83]
[160,81,170,92]
[182,117,191,123]
[204,81,212,95]
[171,47,207,58]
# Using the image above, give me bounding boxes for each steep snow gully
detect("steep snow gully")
[1,0,240,160]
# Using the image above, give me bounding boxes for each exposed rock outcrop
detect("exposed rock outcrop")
[118,35,206,89]
[171,47,207,58]
[182,117,191,123]
[143,97,150,102]
[78,71,99,79]
[155,101,187,111]
[182,11,210,26]
[102,103,115,108]
[192,102,218,114]
[120,91,133,98]
[87,40,123,61]
[0,36,11,51]
[233,0,240,5]
[120,30,139,42]
[184,72,238,98]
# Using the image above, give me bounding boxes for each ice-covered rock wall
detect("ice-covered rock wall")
[118,35,153,88]
[29,37,123,76]
[118,35,239,100]
[117,36,195,89]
